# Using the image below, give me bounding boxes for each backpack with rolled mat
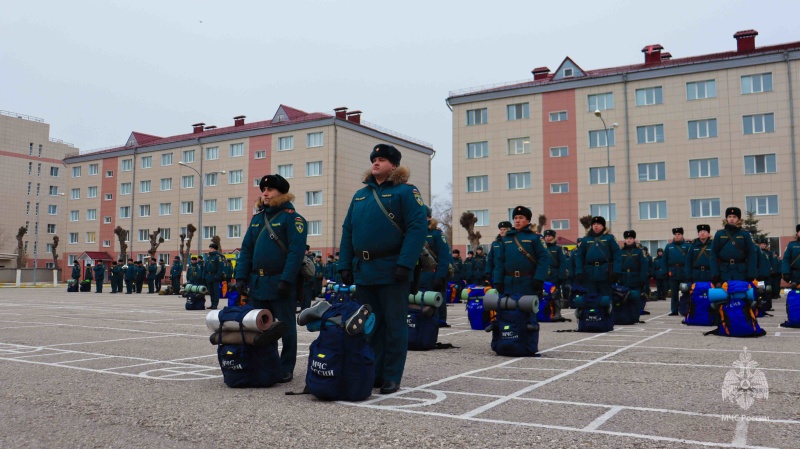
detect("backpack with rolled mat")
[611,285,642,325]
[484,293,540,356]
[780,288,800,328]
[575,293,613,333]
[704,281,766,338]
[682,282,714,326]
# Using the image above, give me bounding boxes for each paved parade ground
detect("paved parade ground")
[0,287,798,448]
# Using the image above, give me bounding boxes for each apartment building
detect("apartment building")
[0,111,76,269]
[61,105,433,277]
[447,29,800,254]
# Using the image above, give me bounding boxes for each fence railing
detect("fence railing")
[0,110,44,123]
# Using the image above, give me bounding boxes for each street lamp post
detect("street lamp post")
[178,161,225,259]
[594,110,618,230]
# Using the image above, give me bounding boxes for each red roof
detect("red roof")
[80,252,114,261]
[557,236,576,245]
[130,132,162,145]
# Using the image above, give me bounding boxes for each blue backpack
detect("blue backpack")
[780,289,800,328]
[611,285,641,325]
[683,282,714,326]
[705,298,766,338]
[304,300,376,401]
[185,294,206,310]
[215,306,281,388]
[491,309,539,357]
[466,298,490,330]
[575,294,613,333]
[407,309,439,350]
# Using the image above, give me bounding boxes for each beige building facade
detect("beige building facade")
[448,30,800,254]
[61,105,433,278]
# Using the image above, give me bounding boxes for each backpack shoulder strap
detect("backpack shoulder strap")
[370,188,405,236]
[261,210,288,254]
[513,236,538,266]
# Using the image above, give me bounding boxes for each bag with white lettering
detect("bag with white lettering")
[215,306,281,388]
[491,309,540,357]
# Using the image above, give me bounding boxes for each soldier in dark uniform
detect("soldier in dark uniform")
[711,207,758,285]
[574,216,619,297]
[93,260,105,293]
[135,260,146,293]
[235,173,307,384]
[124,261,136,294]
[614,230,648,291]
[770,248,782,301]
[314,255,324,298]
[71,261,81,282]
[146,258,158,293]
[338,144,427,395]
[187,257,202,285]
[419,205,453,328]
[781,225,800,287]
[84,262,93,291]
[542,230,567,287]
[324,255,337,285]
[492,206,549,299]
[463,251,474,285]
[170,256,182,295]
[641,247,653,299]
[756,239,772,282]
[205,243,225,309]
[300,246,315,310]
[485,221,511,286]
[450,249,464,298]
[472,246,487,285]
[664,228,691,315]
[156,260,166,292]
[653,248,668,300]
[685,224,713,284]
[109,260,122,294]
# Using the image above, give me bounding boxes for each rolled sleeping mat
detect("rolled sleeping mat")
[482,293,539,314]
[209,330,279,347]
[185,283,208,295]
[708,288,729,304]
[205,308,274,332]
[409,290,443,308]
[333,284,356,293]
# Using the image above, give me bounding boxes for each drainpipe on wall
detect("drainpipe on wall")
[786,51,798,226]
[623,73,632,229]
[130,148,137,261]
[331,123,338,255]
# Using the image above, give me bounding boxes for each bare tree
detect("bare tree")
[114,226,129,264]
[459,212,482,250]
[579,215,593,233]
[15,226,27,269]
[534,214,547,233]
[180,224,197,267]
[431,182,453,244]
[147,228,165,259]
[211,235,221,252]
[51,235,60,270]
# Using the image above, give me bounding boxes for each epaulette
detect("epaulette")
[285,208,295,214]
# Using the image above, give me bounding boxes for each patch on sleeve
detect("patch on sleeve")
[441,235,447,245]
[295,217,305,234]
[412,188,423,206]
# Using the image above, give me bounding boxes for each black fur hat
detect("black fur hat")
[543,230,556,238]
[259,174,290,193]
[672,227,684,235]
[623,230,636,239]
[725,207,741,219]
[512,206,532,221]
[370,144,401,166]
[591,216,606,227]
[697,224,711,233]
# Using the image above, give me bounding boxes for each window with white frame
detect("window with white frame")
[306,191,323,206]
[140,156,152,169]
[86,232,96,243]
[72,166,81,178]
[139,180,151,193]
[121,159,132,171]
[551,219,569,230]
[203,199,217,213]
[254,150,266,159]
[308,220,322,236]
[182,175,194,189]
[228,197,242,211]
[48,205,57,215]
[307,132,323,147]
[638,162,665,181]
[549,111,567,122]
[507,137,530,155]
[688,119,718,139]
[549,146,568,158]
[120,183,131,195]
[46,243,54,253]
[182,149,195,163]
[139,205,150,217]
[278,164,293,178]
[205,173,218,187]
[636,124,664,143]
[635,86,663,106]
[278,136,294,151]
[687,80,716,100]
[202,226,216,240]
[86,209,97,221]
[161,228,171,240]
[741,73,773,94]
[228,224,242,238]
[690,198,720,218]
[467,209,489,226]
[50,166,59,177]
[589,129,615,148]
[69,232,78,244]
[104,193,112,201]
[743,113,775,134]
[508,172,531,190]
[47,224,56,234]
[466,108,488,125]
[103,216,111,224]
[744,154,777,175]
[550,183,568,193]
[746,195,778,215]
[506,103,529,120]
[205,146,219,160]
[138,229,149,241]
[466,142,488,159]
[639,201,667,220]
[87,186,98,198]
[180,201,194,214]
[589,166,615,185]
[590,204,617,222]
[119,206,130,218]
[88,163,99,175]
[306,161,322,177]
[159,203,171,216]
[230,143,244,157]
[689,158,719,178]
[160,178,172,191]
[466,175,488,193]
[49,186,59,196]
[161,153,173,166]
[70,188,80,200]
[106,170,114,178]
[588,92,613,111]
[228,170,243,184]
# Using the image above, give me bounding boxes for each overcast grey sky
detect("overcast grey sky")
[3,0,798,198]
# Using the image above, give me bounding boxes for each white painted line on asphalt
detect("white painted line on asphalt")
[439,329,472,337]
[732,419,748,447]
[463,375,542,383]
[55,356,114,364]
[459,329,671,419]
[773,332,781,336]
[0,324,61,330]
[496,366,567,372]
[583,406,623,431]
[42,334,186,347]
[544,350,610,354]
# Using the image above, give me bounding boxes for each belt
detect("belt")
[699,266,706,271]
[720,259,742,265]
[355,248,399,260]
[625,269,639,272]
[673,264,684,267]
[505,270,535,278]
[253,268,282,277]
[586,262,605,267]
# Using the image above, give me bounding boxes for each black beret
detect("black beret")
[259,174,290,194]
[209,243,219,250]
[591,216,606,227]
[672,227,684,235]
[623,230,636,239]
[370,144,401,166]
[697,224,711,232]
[512,206,532,221]
[725,207,741,219]
[543,230,556,237]
[498,221,512,229]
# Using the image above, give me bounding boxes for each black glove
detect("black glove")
[235,279,248,297]
[783,273,791,283]
[531,279,544,298]
[432,278,446,292]
[574,273,585,285]
[394,266,411,283]
[495,283,504,294]
[277,280,291,298]
[340,270,354,286]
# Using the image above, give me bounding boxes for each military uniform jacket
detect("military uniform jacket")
[338,167,427,286]
[158,264,167,280]
[462,258,474,282]
[653,255,668,279]
[170,262,182,280]
[757,248,772,280]
[85,266,93,281]
[575,230,620,281]
[472,254,487,283]
[186,263,202,284]
[684,238,713,281]
[710,225,758,281]
[323,261,337,280]
[485,236,502,282]
[146,263,158,280]
[418,223,453,289]
[235,195,308,301]
[451,257,463,282]
[135,265,146,281]
[493,227,550,295]
[770,251,781,277]
[314,261,324,279]
[125,264,136,281]
[664,240,691,281]
[782,240,800,282]
[204,251,225,283]
[645,254,654,278]
[93,264,105,280]
[544,243,568,283]
[71,265,81,279]
[110,265,122,281]
[614,244,648,288]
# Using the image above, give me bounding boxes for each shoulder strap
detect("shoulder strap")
[370,188,405,235]
[790,249,800,268]
[424,241,438,263]
[262,211,288,254]
[722,229,747,260]
[592,237,611,262]
[513,236,538,266]
[694,241,710,265]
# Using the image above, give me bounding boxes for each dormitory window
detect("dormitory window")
[689,158,719,178]
[589,167,615,185]
[205,173,218,186]
[182,175,194,189]
[588,93,613,112]
[121,159,132,171]
[86,232,96,243]
[72,166,81,178]
[206,147,219,160]
[466,142,488,159]
[104,193,112,201]
[549,147,568,158]
[588,129,615,148]
[140,157,152,169]
[466,108,487,126]
[70,188,80,200]
[306,191,323,206]
[228,170,243,184]
[87,186,98,198]
[467,210,489,227]
[139,180,151,193]
[69,210,79,222]
[161,178,172,191]
[88,164,99,175]
[466,175,488,193]
[119,206,131,218]
[162,153,173,166]
[551,220,569,230]
[120,182,132,195]
[306,161,322,177]
[228,225,242,239]
[743,113,775,134]
[50,167,59,177]
[162,228,171,240]
[507,137,530,155]
[139,205,150,217]
[746,195,778,215]
[180,201,193,214]
[550,183,568,194]
[69,233,78,244]
[254,150,266,159]
[506,103,529,121]
[308,221,322,236]
[203,199,217,213]
[159,203,171,216]
[103,217,112,224]
[690,198,721,218]
[507,172,531,190]
[687,80,716,100]
[182,150,195,163]
[202,226,216,240]
[635,87,663,106]
[307,132,323,148]
[636,124,664,144]
[228,197,242,211]
[138,229,149,242]
[278,136,294,151]
[590,204,617,222]
[48,205,57,215]
[230,143,244,157]
[688,119,718,139]
[49,186,59,196]
[548,111,567,122]
[744,154,777,175]
[741,73,772,94]
[639,201,667,220]
[638,162,665,181]
[278,164,293,179]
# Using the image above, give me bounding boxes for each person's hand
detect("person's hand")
[711,275,721,286]
[531,279,544,298]
[277,280,291,298]
[432,278,445,292]
[340,270,354,285]
[235,279,248,297]
[394,266,411,283]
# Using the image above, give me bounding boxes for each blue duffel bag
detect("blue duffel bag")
[215,306,282,388]
[576,293,613,333]
[491,309,539,357]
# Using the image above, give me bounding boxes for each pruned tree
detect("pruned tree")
[147,228,165,260]
[533,214,547,233]
[15,226,27,269]
[114,226,129,264]
[579,215,593,233]
[432,182,453,245]
[212,235,221,252]
[459,211,482,251]
[51,235,60,270]
[180,223,197,267]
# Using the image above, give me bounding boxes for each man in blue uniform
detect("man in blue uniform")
[614,230,648,290]
[782,225,800,286]
[451,249,464,296]
[314,254,324,298]
[170,256,182,295]
[463,251,474,285]
[472,246,487,286]
[664,227,691,316]
[146,258,158,294]
[109,260,122,294]
[653,249,668,300]
[84,262,93,291]
[685,225,713,284]
[71,261,81,283]
[124,261,136,294]
[324,255,337,285]
[156,260,166,292]
[419,205,453,327]
[93,260,106,293]
[204,243,225,309]
[187,257,202,285]
[235,174,307,383]
[574,216,619,297]
[485,221,511,286]
[135,261,146,293]
[338,144,427,395]
[542,230,567,287]
[492,206,550,299]
[711,207,758,285]
[756,239,772,282]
